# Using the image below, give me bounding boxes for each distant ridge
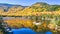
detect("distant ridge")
[0,2,60,12]
[0,3,28,8]
[0,2,60,8]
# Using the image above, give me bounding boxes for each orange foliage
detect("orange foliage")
[4,18,34,28]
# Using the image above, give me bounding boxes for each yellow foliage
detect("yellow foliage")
[42,22,47,28]
[4,18,34,28]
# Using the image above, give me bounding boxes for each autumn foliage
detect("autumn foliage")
[0,2,60,32]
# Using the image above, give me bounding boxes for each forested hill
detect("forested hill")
[0,3,27,12]
[0,2,60,12]
[30,2,60,11]
[0,2,60,16]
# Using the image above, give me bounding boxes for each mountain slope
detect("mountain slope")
[0,3,28,12]
[0,2,60,12]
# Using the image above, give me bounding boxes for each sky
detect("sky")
[0,0,60,6]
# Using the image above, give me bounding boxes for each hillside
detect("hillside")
[0,3,27,12]
[0,2,60,16]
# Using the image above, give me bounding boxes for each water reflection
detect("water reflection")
[1,16,60,34]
